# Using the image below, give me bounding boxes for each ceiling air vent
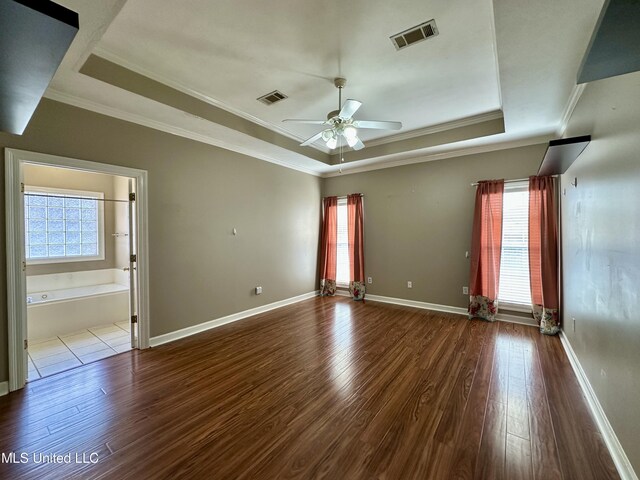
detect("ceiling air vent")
[257,90,288,105]
[391,19,439,51]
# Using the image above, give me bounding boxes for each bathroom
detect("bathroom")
[24,164,134,380]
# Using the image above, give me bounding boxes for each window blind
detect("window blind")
[498,183,532,306]
[336,197,350,285]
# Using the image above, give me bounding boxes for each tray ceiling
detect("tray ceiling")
[42,0,606,175]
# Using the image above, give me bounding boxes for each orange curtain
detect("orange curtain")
[347,194,365,300]
[529,176,560,335]
[468,180,504,321]
[319,196,338,296]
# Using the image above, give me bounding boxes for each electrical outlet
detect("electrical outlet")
[462,286,469,295]
[367,277,372,284]
[465,251,469,258]
[407,281,412,289]
[572,317,576,332]
[255,286,262,295]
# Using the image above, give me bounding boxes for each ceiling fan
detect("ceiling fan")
[283,77,402,151]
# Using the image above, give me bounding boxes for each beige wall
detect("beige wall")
[0,99,321,382]
[23,164,119,275]
[0,67,634,477]
[322,144,546,308]
[560,71,640,472]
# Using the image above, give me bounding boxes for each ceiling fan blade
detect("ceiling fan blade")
[353,120,402,130]
[283,119,327,125]
[339,99,362,119]
[300,131,324,146]
[351,138,365,151]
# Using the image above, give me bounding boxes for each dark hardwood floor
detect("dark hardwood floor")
[0,297,619,479]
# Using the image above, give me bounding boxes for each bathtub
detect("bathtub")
[27,269,130,341]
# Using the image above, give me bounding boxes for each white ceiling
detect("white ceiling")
[96,0,502,144]
[45,0,606,175]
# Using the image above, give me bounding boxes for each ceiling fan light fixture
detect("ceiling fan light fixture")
[343,125,358,140]
[321,129,334,142]
[284,77,402,150]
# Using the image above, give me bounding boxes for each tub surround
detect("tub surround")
[27,268,127,293]
[27,268,129,341]
[28,283,128,305]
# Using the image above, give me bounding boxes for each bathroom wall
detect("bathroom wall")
[23,164,117,275]
[113,175,131,284]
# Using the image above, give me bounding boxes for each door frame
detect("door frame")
[5,148,150,392]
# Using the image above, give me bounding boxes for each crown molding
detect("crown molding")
[44,88,322,177]
[91,48,505,156]
[363,110,504,148]
[321,134,553,177]
[92,46,330,154]
[44,88,553,179]
[558,83,587,137]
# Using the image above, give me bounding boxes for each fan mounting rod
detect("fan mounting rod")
[334,77,347,111]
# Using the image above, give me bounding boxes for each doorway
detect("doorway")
[5,149,150,391]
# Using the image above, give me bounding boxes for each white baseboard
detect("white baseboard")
[366,294,467,315]
[149,289,537,348]
[0,381,8,397]
[149,291,319,347]
[365,294,538,326]
[560,332,638,480]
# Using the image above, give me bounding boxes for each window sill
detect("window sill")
[27,254,105,266]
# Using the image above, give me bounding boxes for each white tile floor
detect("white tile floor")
[28,320,131,381]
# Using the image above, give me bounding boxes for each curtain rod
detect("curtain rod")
[322,194,364,199]
[470,175,557,187]
[24,193,130,203]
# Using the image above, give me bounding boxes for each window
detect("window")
[336,197,349,285]
[25,187,104,263]
[498,182,532,308]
